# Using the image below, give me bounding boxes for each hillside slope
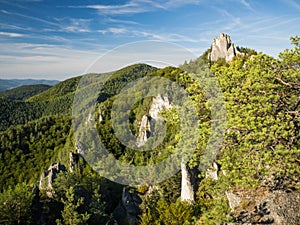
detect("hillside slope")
[0,84,51,101]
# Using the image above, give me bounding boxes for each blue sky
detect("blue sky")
[0,0,300,80]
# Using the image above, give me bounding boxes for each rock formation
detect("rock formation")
[205,162,219,180]
[39,162,66,197]
[208,33,242,62]
[180,163,195,202]
[76,141,86,155]
[228,189,300,224]
[136,94,171,147]
[136,115,152,147]
[226,191,241,211]
[148,94,171,120]
[180,163,200,203]
[113,188,142,225]
[69,152,80,172]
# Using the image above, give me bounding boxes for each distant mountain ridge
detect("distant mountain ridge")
[0,79,59,92]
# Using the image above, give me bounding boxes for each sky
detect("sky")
[0,0,300,80]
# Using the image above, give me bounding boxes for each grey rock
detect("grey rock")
[180,163,200,203]
[39,162,66,197]
[136,115,152,147]
[231,190,300,225]
[69,152,80,172]
[136,94,171,147]
[76,141,86,155]
[226,191,241,211]
[148,94,171,120]
[205,162,219,180]
[208,33,242,62]
[181,162,195,202]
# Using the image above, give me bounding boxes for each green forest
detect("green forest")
[0,36,299,225]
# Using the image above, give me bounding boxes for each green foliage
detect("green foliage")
[0,182,34,225]
[0,37,300,224]
[140,198,198,225]
[52,171,118,225]
[196,177,232,224]
[0,84,51,101]
[236,46,257,56]
[213,38,300,189]
[28,76,81,102]
[56,186,90,225]
[0,77,80,131]
[0,116,71,191]
[97,64,157,102]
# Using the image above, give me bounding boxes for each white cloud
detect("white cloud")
[64,19,91,33]
[71,0,202,15]
[98,27,128,34]
[0,31,24,37]
[0,43,101,80]
[106,18,139,25]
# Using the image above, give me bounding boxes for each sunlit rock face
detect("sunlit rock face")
[136,94,171,147]
[208,33,242,62]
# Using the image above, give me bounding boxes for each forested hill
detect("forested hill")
[0,79,59,92]
[0,36,299,225]
[0,84,51,101]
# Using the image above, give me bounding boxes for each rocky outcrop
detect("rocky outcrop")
[76,141,86,155]
[148,94,171,120]
[226,191,242,211]
[69,152,80,172]
[181,163,195,202]
[205,162,219,180]
[136,115,152,147]
[113,188,142,225]
[228,189,300,225]
[180,163,200,203]
[39,163,66,197]
[136,94,171,147]
[208,33,242,62]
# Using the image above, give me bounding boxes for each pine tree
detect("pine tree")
[56,186,90,225]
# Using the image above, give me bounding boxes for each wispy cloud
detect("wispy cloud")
[236,0,253,11]
[1,9,59,27]
[0,31,24,37]
[98,27,128,35]
[0,43,100,79]
[280,0,300,10]
[0,22,31,31]
[69,0,202,15]
[106,18,139,25]
[55,18,91,33]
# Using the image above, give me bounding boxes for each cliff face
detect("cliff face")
[136,94,171,147]
[208,33,242,62]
